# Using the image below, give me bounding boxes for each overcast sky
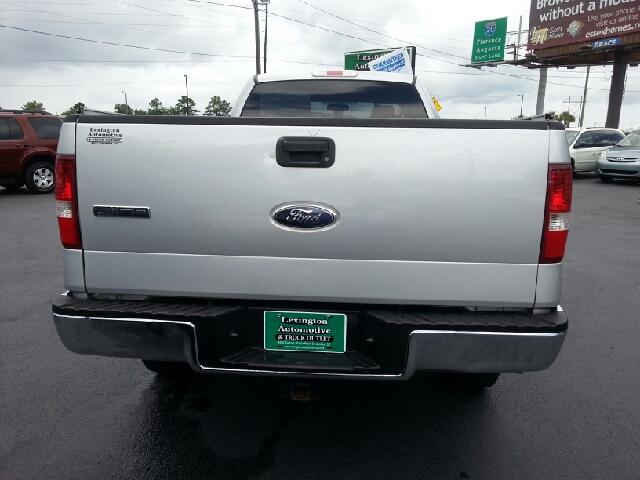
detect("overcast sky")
[1,0,639,127]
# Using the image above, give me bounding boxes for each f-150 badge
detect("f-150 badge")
[271,203,338,231]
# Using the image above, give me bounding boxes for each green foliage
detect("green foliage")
[133,109,147,115]
[175,96,198,115]
[22,100,44,111]
[204,96,232,116]
[554,111,576,127]
[147,98,167,115]
[61,102,86,116]
[114,104,134,115]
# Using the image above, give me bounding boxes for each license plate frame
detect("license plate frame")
[264,311,347,353]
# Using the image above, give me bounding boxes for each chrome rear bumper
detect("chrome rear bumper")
[53,307,566,379]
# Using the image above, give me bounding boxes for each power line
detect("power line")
[1,58,637,82]
[0,24,350,69]
[293,0,469,62]
[1,77,179,87]
[6,0,474,57]
[5,0,481,62]
[285,1,607,89]
[2,2,634,93]
[3,23,637,91]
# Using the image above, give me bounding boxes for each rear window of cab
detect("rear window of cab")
[241,80,428,119]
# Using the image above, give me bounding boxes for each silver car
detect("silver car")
[596,131,640,183]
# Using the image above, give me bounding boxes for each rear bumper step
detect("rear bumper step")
[52,296,567,379]
[221,348,381,373]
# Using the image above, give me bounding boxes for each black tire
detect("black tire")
[141,359,194,377]
[24,161,55,194]
[599,176,613,183]
[440,372,500,391]
[570,159,576,175]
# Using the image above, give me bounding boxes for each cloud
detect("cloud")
[0,0,638,128]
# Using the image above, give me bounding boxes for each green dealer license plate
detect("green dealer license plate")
[264,311,347,353]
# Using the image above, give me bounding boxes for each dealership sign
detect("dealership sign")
[344,47,416,72]
[528,0,640,50]
[471,17,508,63]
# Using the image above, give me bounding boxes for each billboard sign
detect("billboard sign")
[344,47,416,72]
[528,0,640,50]
[471,17,508,63]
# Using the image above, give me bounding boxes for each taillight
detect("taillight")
[55,155,82,249]
[540,165,572,263]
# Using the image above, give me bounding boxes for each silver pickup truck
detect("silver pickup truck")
[52,71,572,389]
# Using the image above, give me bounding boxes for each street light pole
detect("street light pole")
[184,75,189,115]
[122,91,128,110]
[518,94,524,117]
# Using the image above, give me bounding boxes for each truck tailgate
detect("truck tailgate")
[74,120,551,307]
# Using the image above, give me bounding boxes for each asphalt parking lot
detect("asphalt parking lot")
[1,176,639,480]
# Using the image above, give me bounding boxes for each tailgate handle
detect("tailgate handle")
[276,137,335,168]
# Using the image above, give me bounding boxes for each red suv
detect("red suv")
[0,110,62,194]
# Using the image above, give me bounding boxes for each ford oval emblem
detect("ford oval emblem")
[271,203,339,231]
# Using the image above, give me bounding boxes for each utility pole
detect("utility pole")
[122,91,128,110]
[263,0,269,74]
[516,16,522,61]
[563,96,583,125]
[536,66,547,115]
[184,75,189,115]
[252,0,261,75]
[579,66,590,127]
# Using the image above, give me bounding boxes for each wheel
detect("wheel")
[24,161,55,194]
[570,159,576,175]
[599,176,613,183]
[141,359,194,377]
[440,372,500,391]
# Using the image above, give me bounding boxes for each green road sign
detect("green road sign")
[345,47,416,72]
[471,17,507,64]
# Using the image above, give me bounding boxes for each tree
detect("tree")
[204,96,232,116]
[61,102,85,116]
[114,104,133,115]
[147,98,167,115]
[133,109,148,115]
[175,96,198,115]
[554,111,576,127]
[22,100,44,111]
